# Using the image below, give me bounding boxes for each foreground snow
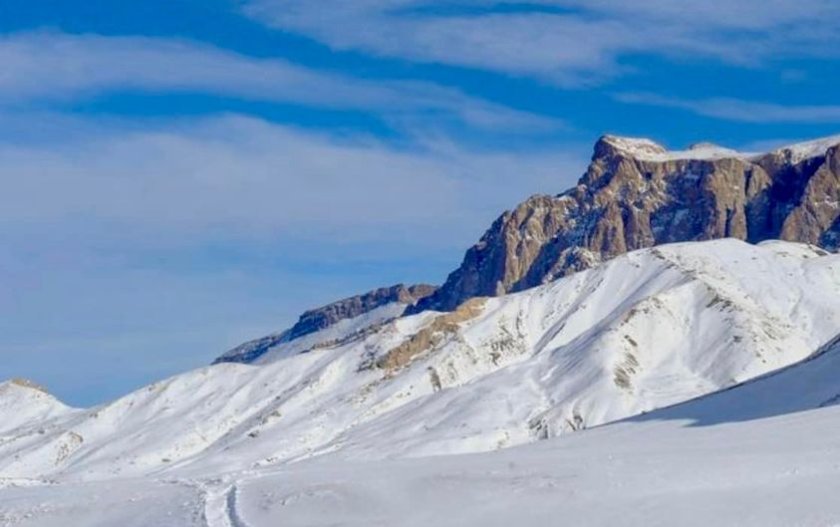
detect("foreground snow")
[3,378,840,526]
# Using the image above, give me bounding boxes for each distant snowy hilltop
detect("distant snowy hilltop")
[1,135,839,526]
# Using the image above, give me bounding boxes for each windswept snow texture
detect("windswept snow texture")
[4,338,840,526]
[1,239,838,485]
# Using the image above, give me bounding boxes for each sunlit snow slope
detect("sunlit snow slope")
[1,239,838,483]
[4,339,840,527]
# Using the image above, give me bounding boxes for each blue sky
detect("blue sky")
[1,0,839,406]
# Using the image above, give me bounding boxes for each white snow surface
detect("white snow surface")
[3,338,840,526]
[1,239,838,486]
[768,133,840,163]
[602,133,840,162]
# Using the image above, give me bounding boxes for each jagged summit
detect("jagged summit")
[412,133,840,312]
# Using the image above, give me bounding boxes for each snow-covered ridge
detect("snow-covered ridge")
[5,302,840,526]
[1,239,838,482]
[602,133,840,162]
[216,302,410,364]
[768,133,840,163]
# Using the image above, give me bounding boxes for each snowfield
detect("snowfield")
[3,336,840,526]
[1,239,839,525]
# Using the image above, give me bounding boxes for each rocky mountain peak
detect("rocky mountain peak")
[221,133,839,357]
[412,134,840,313]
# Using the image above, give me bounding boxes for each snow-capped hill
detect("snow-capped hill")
[2,239,838,482]
[0,379,74,436]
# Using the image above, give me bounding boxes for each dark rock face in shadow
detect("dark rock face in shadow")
[288,284,436,340]
[215,283,436,364]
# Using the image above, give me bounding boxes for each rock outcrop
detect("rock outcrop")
[412,135,840,312]
[288,284,437,340]
[215,283,436,363]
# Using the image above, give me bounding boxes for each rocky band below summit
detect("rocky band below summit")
[215,283,436,363]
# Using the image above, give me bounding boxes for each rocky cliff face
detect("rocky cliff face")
[288,284,437,339]
[215,283,436,363]
[413,135,840,312]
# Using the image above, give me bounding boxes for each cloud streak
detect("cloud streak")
[615,92,840,124]
[0,112,585,404]
[243,0,840,84]
[0,31,559,132]
[0,113,583,243]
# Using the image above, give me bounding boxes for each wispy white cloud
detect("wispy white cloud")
[0,31,561,132]
[614,92,840,123]
[0,112,586,403]
[0,113,583,243]
[242,0,840,84]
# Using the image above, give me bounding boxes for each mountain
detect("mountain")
[3,134,840,526]
[215,135,840,363]
[2,239,838,481]
[413,134,840,312]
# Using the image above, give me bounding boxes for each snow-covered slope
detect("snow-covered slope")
[5,338,840,526]
[633,331,840,426]
[0,380,76,436]
[1,240,838,483]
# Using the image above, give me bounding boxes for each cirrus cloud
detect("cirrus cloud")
[243,0,840,85]
[0,30,561,133]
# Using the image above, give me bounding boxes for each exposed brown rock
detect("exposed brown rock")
[413,135,840,313]
[376,297,486,373]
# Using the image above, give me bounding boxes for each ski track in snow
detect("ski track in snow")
[169,476,252,527]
